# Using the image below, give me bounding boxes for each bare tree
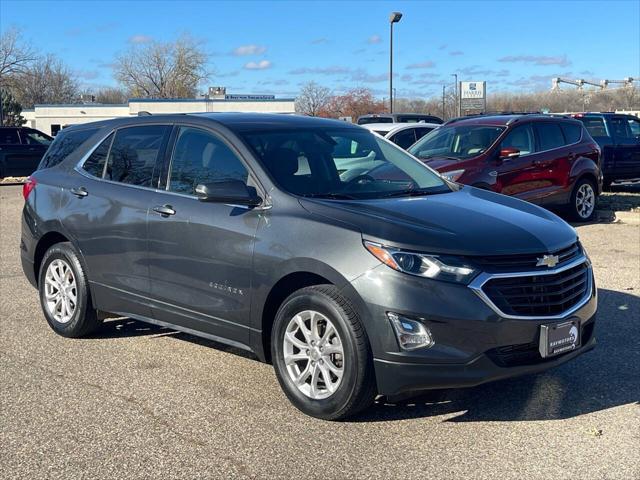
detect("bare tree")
[319,88,386,119]
[95,86,129,104]
[14,54,79,108]
[295,81,332,116]
[0,27,37,86]
[114,35,209,98]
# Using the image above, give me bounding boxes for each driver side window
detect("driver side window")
[168,127,249,195]
[500,124,535,156]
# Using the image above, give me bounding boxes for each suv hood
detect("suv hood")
[299,186,576,256]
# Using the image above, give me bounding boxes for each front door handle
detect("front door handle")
[153,204,176,216]
[70,187,88,198]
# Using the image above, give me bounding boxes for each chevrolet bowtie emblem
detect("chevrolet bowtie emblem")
[536,254,559,268]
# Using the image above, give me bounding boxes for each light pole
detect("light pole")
[389,11,402,114]
[451,73,458,118]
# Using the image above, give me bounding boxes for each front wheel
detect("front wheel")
[569,178,597,222]
[271,285,376,420]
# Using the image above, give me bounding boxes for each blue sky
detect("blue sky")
[2,0,639,99]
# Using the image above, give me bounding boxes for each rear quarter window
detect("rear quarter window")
[560,123,582,144]
[38,128,99,169]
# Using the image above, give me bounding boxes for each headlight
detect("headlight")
[364,241,478,284]
[441,169,465,182]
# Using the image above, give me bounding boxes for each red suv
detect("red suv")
[408,114,602,221]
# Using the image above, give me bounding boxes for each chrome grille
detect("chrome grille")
[481,262,590,317]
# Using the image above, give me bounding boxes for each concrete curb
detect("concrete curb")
[612,210,640,225]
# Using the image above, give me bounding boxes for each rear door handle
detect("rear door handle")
[70,187,88,198]
[153,204,176,216]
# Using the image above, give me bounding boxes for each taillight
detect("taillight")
[22,177,37,201]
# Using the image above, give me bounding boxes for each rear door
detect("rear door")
[62,124,172,318]
[608,116,640,181]
[146,124,261,347]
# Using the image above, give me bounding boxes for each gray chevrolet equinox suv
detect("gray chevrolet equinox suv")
[21,113,597,420]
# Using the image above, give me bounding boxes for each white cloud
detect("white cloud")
[128,34,153,44]
[233,45,267,56]
[406,60,436,69]
[498,55,571,67]
[244,60,272,70]
[367,35,382,44]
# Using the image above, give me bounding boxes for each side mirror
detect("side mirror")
[499,147,521,160]
[195,180,262,207]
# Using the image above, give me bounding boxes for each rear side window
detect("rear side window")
[168,127,249,195]
[535,123,565,151]
[560,123,582,144]
[0,129,20,144]
[579,117,608,138]
[390,129,417,149]
[501,124,535,155]
[39,128,99,169]
[82,133,113,178]
[22,129,52,145]
[105,125,170,187]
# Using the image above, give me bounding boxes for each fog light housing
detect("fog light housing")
[388,313,434,350]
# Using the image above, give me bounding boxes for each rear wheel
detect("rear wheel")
[271,285,376,420]
[38,242,101,337]
[569,178,597,222]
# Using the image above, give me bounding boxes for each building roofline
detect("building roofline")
[130,97,296,103]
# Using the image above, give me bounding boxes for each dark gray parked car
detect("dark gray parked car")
[20,113,597,419]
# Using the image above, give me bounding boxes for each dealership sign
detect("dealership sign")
[460,81,486,114]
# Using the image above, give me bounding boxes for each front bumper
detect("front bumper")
[351,261,597,396]
[374,316,595,395]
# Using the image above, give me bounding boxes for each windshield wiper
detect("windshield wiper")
[381,188,447,198]
[301,193,357,200]
[420,155,460,161]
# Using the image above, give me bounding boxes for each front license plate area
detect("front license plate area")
[539,320,580,358]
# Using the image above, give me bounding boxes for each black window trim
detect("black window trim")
[526,120,583,157]
[75,123,173,193]
[158,122,267,202]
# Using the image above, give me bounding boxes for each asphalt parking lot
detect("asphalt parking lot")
[1,184,638,480]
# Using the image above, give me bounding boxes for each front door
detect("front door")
[147,125,261,348]
[495,123,541,201]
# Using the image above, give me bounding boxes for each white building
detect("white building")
[22,96,296,136]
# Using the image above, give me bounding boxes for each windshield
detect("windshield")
[241,128,450,200]
[408,124,505,160]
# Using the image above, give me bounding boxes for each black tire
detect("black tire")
[38,242,101,338]
[271,285,376,420]
[568,177,597,222]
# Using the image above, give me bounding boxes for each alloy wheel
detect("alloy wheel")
[282,310,344,400]
[44,259,77,324]
[576,183,595,219]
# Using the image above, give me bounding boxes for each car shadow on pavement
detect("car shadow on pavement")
[90,317,259,360]
[353,288,639,423]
